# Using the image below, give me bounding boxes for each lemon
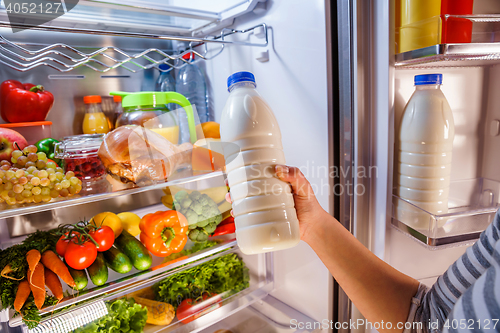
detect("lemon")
[117,212,142,237]
[90,212,123,238]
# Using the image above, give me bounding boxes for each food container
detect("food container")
[111,91,198,144]
[54,134,106,181]
[0,121,52,145]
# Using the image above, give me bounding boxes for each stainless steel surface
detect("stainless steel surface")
[395,43,500,68]
[336,0,393,331]
[10,239,240,327]
[0,23,268,73]
[336,0,354,330]
[0,171,223,221]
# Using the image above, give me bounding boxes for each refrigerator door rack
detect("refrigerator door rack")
[395,15,500,68]
[391,178,500,248]
[0,22,268,73]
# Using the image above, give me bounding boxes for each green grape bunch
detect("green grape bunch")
[0,144,83,205]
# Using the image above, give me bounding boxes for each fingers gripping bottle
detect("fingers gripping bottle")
[220,71,300,255]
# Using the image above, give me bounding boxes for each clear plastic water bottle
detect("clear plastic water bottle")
[176,53,210,124]
[156,64,177,117]
[156,64,176,92]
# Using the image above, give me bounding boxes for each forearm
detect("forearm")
[305,211,419,332]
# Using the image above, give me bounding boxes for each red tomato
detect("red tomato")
[65,240,97,270]
[89,226,114,252]
[176,299,195,324]
[176,293,221,324]
[55,232,79,257]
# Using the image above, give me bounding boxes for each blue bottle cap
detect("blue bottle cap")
[227,71,255,91]
[414,74,442,85]
[158,64,170,71]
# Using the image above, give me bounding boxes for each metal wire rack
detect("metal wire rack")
[0,23,268,73]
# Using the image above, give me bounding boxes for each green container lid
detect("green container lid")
[109,91,198,143]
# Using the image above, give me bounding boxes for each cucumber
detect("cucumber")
[114,230,152,271]
[87,253,108,286]
[104,246,133,274]
[66,262,88,291]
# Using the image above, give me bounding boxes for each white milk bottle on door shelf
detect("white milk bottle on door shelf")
[220,71,300,255]
[396,73,455,229]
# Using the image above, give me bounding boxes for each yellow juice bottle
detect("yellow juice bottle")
[399,0,442,53]
[83,95,110,134]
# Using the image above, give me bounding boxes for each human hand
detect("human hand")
[225,165,328,242]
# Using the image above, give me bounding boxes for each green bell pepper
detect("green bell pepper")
[35,138,61,166]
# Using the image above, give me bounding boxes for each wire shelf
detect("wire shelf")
[0,23,268,73]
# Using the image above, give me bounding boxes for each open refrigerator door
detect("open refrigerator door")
[0,0,333,332]
[334,0,500,331]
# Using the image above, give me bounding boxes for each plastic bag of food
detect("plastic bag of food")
[98,125,192,185]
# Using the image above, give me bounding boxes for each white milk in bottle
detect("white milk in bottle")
[220,71,300,255]
[396,73,455,229]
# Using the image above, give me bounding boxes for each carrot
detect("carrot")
[14,280,31,312]
[44,268,63,300]
[1,264,23,280]
[27,263,45,310]
[40,250,76,288]
[26,249,41,282]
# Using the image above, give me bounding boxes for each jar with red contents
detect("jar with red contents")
[54,134,106,181]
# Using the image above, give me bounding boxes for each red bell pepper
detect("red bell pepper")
[0,80,54,123]
[211,216,235,237]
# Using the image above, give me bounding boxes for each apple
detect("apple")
[0,128,28,161]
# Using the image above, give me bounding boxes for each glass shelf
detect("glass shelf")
[0,169,223,220]
[391,178,500,248]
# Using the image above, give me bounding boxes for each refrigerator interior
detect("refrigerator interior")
[343,1,500,331]
[0,0,333,332]
[388,1,500,292]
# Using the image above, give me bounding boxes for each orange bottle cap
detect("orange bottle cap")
[113,95,122,102]
[83,95,102,104]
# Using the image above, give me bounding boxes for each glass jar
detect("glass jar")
[54,134,107,181]
[111,91,198,144]
[83,95,110,134]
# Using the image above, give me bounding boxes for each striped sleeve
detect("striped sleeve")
[409,209,500,333]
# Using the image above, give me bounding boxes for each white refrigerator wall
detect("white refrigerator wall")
[387,67,488,284]
[204,0,333,325]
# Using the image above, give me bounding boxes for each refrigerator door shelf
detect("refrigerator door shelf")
[396,15,500,68]
[391,177,500,248]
